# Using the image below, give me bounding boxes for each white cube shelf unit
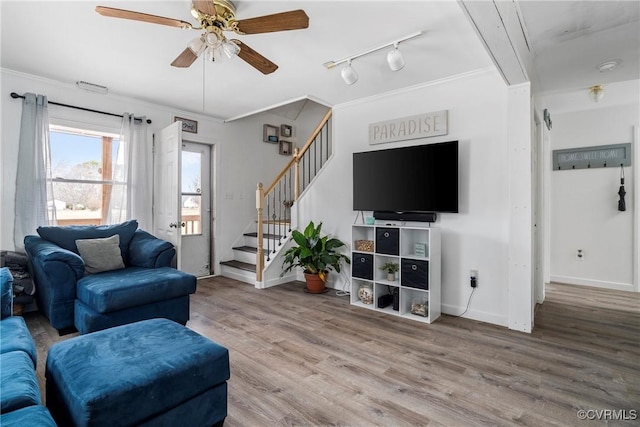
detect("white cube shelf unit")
[351,224,441,324]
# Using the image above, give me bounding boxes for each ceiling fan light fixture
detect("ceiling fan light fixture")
[205,31,221,46]
[341,60,358,85]
[387,44,405,71]
[206,46,221,62]
[188,36,206,56]
[222,40,240,58]
[588,85,604,103]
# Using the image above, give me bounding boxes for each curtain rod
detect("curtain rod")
[10,92,152,124]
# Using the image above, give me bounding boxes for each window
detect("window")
[49,125,121,226]
[181,150,202,235]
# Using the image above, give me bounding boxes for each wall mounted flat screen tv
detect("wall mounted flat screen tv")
[353,140,458,213]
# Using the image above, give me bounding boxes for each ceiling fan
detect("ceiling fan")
[95,0,309,74]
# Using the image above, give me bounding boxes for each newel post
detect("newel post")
[256,182,264,282]
[294,147,301,200]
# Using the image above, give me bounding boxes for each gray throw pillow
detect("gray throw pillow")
[76,234,125,274]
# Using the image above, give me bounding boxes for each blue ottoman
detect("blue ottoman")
[74,267,196,334]
[46,318,230,427]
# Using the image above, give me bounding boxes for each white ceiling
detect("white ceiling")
[517,0,639,93]
[1,1,638,121]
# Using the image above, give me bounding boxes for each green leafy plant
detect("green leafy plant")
[282,221,351,281]
[380,262,399,274]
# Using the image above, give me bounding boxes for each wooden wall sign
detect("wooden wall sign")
[553,143,632,170]
[369,110,448,145]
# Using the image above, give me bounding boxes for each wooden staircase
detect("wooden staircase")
[219,222,291,284]
[220,109,332,287]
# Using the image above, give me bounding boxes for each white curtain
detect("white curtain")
[14,93,55,252]
[107,113,152,230]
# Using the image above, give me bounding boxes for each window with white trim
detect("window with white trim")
[49,125,122,226]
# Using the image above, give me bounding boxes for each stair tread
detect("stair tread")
[257,219,291,225]
[244,232,283,240]
[220,260,256,273]
[233,245,257,254]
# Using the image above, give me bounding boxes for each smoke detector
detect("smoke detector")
[598,60,620,73]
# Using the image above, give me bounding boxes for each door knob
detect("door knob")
[181,222,186,227]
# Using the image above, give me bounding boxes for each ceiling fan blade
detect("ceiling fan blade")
[192,0,217,17]
[236,10,309,34]
[95,6,192,29]
[232,40,278,74]
[171,48,198,68]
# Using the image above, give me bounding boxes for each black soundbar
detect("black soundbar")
[373,211,437,223]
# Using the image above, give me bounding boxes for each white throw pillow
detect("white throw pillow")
[76,234,125,274]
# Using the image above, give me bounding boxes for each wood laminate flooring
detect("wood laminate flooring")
[24,278,639,426]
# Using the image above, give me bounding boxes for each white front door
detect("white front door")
[180,142,212,276]
[154,122,182,269]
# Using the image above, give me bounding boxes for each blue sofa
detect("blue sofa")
[0,267,57,426]
[24,220,197,334]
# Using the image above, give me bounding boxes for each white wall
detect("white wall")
[295,68,517,327]
[545,90,638,291]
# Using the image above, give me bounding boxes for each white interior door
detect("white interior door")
[180,142,212,276]
[154,122,182,269]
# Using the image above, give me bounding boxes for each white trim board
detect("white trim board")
[441,303,508,328]
[550,276,635,293]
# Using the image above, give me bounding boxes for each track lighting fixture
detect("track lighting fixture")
[341,60,359,85]
[323,31,423,85]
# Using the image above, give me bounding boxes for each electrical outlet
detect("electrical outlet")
[470,270,478,288]
[577,249,584,261]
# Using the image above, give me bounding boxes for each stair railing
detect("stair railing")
[256,109,333,282]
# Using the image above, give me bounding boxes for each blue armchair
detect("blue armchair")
[24,220,197,334]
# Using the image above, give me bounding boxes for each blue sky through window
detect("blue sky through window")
[50,131,118,178]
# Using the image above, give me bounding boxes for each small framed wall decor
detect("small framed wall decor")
[263,124,279,143]
[279,140,292,156]
[280,124,292,138]
[174,116,198,134]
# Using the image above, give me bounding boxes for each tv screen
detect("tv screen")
[353,141,458,213]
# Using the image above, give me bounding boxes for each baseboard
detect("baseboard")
[550,275,635,292]
[262,274,297,289]
[440,303,508,328]
[219,266,257,287]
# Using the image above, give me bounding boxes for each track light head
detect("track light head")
[387,44,405,71]
[341,60,358,85]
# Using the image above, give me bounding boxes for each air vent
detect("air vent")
[76,81,108,94]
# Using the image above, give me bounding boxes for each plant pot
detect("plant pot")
[387,273,396,281]
[304,272,326,294]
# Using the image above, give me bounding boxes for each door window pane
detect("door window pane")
[182,195,201,235]
[181,150,202,236]
[182,151,201,193]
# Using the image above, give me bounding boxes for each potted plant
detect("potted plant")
[282,221,351,293]
[380,262,399,281]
